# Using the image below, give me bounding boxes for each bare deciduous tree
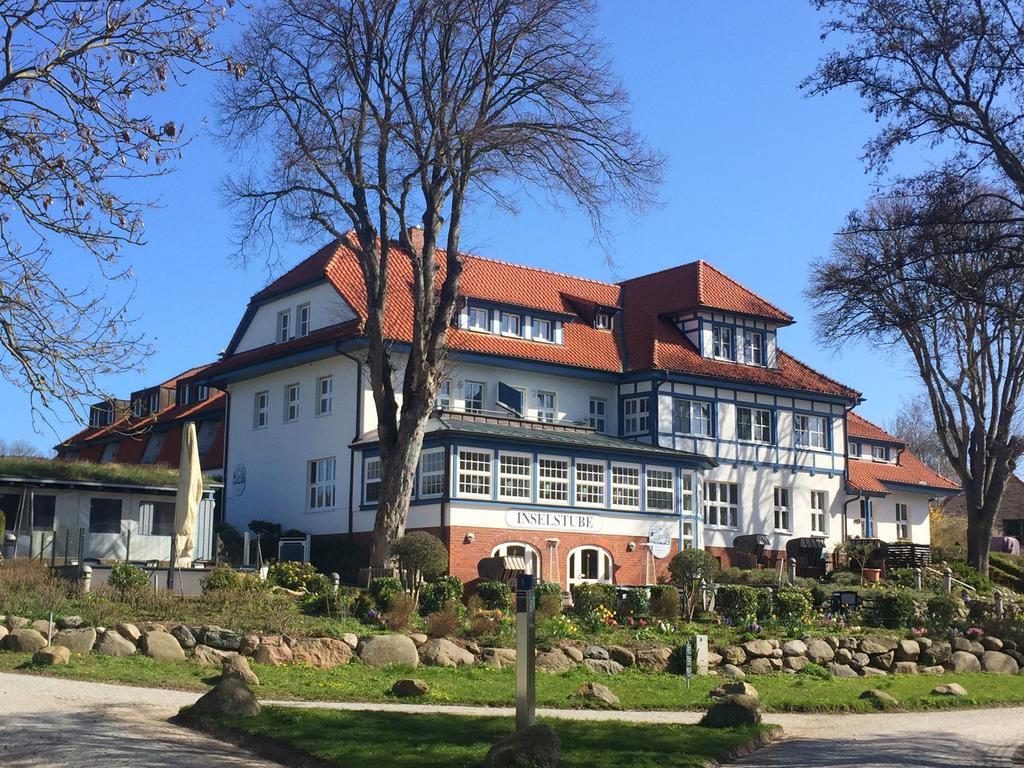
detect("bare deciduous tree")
[810,175,1024,575]
[887,395,957,479]
[0,1,231,429]
[0,437,43,457]
[217,0,664,566]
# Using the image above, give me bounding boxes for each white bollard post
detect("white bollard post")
[913,567,923,590]
[943,568,953,594]
[787,558,797,584]
[994,590,1004,618]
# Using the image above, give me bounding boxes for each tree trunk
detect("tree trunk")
[965,516,992,577]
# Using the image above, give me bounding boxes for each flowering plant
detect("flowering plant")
[910,626,927,638]
[965,626,984,639]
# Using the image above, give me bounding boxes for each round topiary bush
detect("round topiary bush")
[475,580,513,612]
[202,563,242,593]
[109,562,149,597]
[869,588,919,629]
[392,531,449,582]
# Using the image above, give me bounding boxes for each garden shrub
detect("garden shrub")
[300,586,352,617]
[536,580,563,599]
[570,582,617,616]
[419,575,464,616]
[754,588,774,623]
[0,558,69,618]
[368,576,404,611]
[350,591,376,620]
[714,584,759,626]
[808,581,831,608]
[829,571,862,587]
[619,587,650,619]
[649,584,681,621]
[268,561,325,592]
[202,564,242,593]
[537,613,578,641]
[109,562,149,598]
[799,662,832,679]
[475,580,513,612]
[946,559,993,594]
[885,567,917,589]
[535,580,563,620]
[775,587,813,626]
[424,599,464,637]
[867,588,917,629]
[383,592,416,631]
[668,549,720,619]
[392,531,449,582]
[926,594,961,630]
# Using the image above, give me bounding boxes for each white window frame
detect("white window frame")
[871,444,889,461]
[703,481,738,528]
[498,451,532,501]
[774,486,791,531]
[297,303,311,337]
[712,325,734,360]
[623,396,649,435]
[574,459,606,508]
[737,406,771,443]
[195,384,208,402]
[588,397,607,433]
[536,391,556,423]
[253,390,269,429]
[309,457,336,510]
[896,502,910,540]
[316,375,333,416]
[674,399,712,436]
[594,313,612,330]
[681,472,695,514]
[457,448,493,498]
[148,391,160,414]
[418,448,445,498]
[645,466,675,511]
[277,309,291,343]
[742,329,765,365]
[464,381,485,414]
[500,312,522,337]
[610,462,641,510]
[537,455,570,505]
[467,306,489,332]
[362,456,381,506]
[285,383,300,423]
[794,414,828,450]
[533,318,553,342]
[436,379,452,409]
[810,490,828,535]
[848,441,859,457]
[567,545,613,585]
[681,520,695,550]
[492,542,540,576]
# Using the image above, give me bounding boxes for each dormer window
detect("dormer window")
[89,404,113,428]
[278,309,291,342]
[742,330,765,365]
[534,318,553,342]
[500,312,521,336]
[594,312,612,330]
[871,445,889,461]
[848,441,859,457]
[148,391,160,414]
[297,303,310,337]
[468,306,489,332]
[712,326,733,360]
[195,384,209,402]
[177,385,191,407]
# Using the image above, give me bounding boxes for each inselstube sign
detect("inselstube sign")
[506,509,602,532]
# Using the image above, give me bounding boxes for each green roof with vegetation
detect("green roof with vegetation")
[0,456,191,488]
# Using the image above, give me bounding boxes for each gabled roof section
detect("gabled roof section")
[847,452,960,496]
[847,411,905,445]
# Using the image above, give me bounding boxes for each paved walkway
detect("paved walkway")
[2,672,1022,767]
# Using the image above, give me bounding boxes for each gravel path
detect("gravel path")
[2,672,1022,767]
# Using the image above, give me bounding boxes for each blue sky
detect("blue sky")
[2,1,935,453]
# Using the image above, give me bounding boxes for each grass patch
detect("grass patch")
[4,651,1024,713]
[203,706,768,768]
[0,456,191,487]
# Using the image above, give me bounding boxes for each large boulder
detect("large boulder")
[981,651,1019,675]
[390,679,429,697]
[781,639,807,657]
[980,636,1003,652]
[920,641,951,667]
[483,724,560,768]
[722,646,746,665]
[140,630,185,662]
[407,633,428,647]
[52,627,96,655]
[860,636,898,655]
[583,658,624,675]
[96,630,136,657]
[805,638,834,664]
[194,626,240,652]
[891,662,919,675]
[953,637,972,652]
[720,663,745,679]
[5,616,29,630]
[5,628,47,653]
[635,647,671,671]
[783,655,808,672]
[560,644,584,663]
[869,651,895,670]
[254,642,293,667]
[932,683,968,697]
[718,681,759,698]
[186,677,260,719]
[57,615,83,630]
[418,638,475,668]
[357,634,419,669]
[170,625,197,650]
[116,623,142,644]
[222,654,260,686]
[742,639,774,658]
[33,645,71,666]
[0,626,8,644]
[481,648,517,669]
[239,633,261,656]
[829,663,859,678]
[895,640,920,662]
[31,619,54,637]
[570,682,620,707]
[945,651,981,673]
[746,657,773,675]
[860,689,900,709]
[193,645,235,667]
[700,694,763,728]
[849,652,871,670]
[536,649,575,674]
[835,648,853,664]
[583,645,609,660]
[291,637,354,669]
[860,666,888,677]
[341,633,359,650]
[606,645,635,668]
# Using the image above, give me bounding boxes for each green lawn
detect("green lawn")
[199,707,769,768]
[3,651,1024,712]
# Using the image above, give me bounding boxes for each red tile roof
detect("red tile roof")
[847,411,904,444]
[847,453,960,495]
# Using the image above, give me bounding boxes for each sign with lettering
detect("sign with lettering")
[648,522,674,559]
[505,509,602,533]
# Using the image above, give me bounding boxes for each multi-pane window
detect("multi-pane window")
[794,414,828,449]
[712,325,733,359]
[623,396,649,435]
[589,398,607,432]
[195,384,208,402]
[436,379,452,409]
[418,449,445,498]
[810,490,827,535]
[594,313,612,330]
[533,318,553,342]
[674,399,712,436]
[468,306,489,331]
[681,520,695,549]
[774,487,791,530]
[896,502,909,539]
[316,376,333,416]
[646,467,675,511]
[285,383,300,422]
[848,441,859,457]
[253,391,269,428]
[310,457,336,509]
[574,460,606,506]
[703,481,738,527]
[500,312,521,336]
[277,310,291,342]
[538,457,569,503]
[363,457,381,504]
[297,303,310,337]
[498,453,532,500]
[871,445,889,461]
[742,330,765,365]
[681,472,695,514]
[464,381,485,414]
[458,449,492,497]
[536,391,556,422]
[610,464,641,509]
[737,407,771,443]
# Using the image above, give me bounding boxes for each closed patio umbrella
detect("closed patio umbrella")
[174,421,203,567]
